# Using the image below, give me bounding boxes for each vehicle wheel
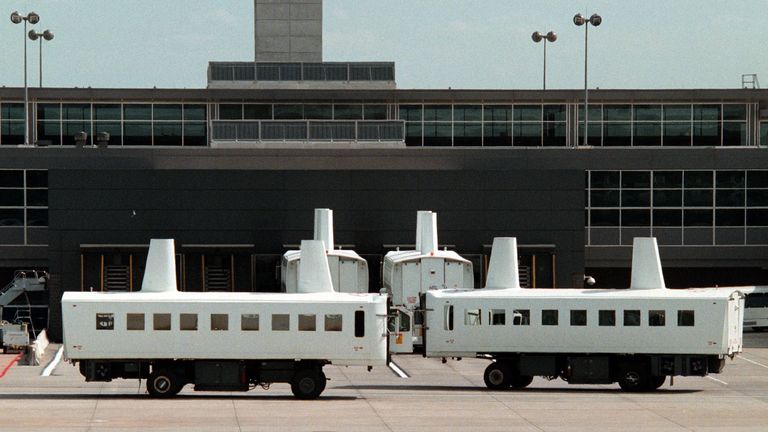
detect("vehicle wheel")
[483,362,510,390]
[147,370,181,398]
[648,376,666,390]
[510,374,534,389]
[291,369,324,400]
[618,364,649,392]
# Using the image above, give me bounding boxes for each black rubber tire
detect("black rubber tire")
[510,374,534,389]
[483,362,510,390]
[291,369,325,400]
[648,376,666,390]
[618,364,649,392]
[147,370,181,398]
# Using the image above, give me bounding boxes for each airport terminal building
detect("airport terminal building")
[1,0,768,340]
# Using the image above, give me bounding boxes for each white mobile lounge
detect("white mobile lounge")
[62,239,387,399]
[425,237,745,391]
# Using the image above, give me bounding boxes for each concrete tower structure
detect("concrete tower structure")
[254,0,323,62]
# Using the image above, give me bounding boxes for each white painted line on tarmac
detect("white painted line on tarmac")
[706,376,728,385]
[388,361,409,378]
[41,346,64,377]
[737,354,768,370]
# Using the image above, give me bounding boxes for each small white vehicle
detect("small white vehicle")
[63,239,387,399]
[424,237,745,392]
[281,209,369,294]
[739,286,768,331]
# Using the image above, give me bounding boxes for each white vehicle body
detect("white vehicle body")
[383,211,473,351]
[62,238,386,399]
[281,209,369,294]
[422,237,745,392]
[63,291,386,366]
[426,288,743,358]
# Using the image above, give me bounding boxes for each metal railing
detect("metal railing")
[208,62,396,82]
[211,120,405,142]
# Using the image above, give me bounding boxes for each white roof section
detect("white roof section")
[63,290,384,304]
[297,240,335,293]
[385,249,471,265]
[485,237,520,290]
[283,248,366,263]
[140,239,177,293]
[630,237,667,290]
[430,286,745,301]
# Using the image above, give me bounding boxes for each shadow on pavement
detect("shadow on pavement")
[334,384,701,394]
[0,393,357,401]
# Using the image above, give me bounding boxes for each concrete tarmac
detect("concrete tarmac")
[1,332,767,431]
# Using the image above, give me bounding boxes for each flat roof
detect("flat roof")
[1,87,767,104]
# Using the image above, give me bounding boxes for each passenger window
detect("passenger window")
[324,314,342,332]
[272,314,290,331]
[211,314,229,331]
[542,310,558,326]
[649,310,666,327]
[399,312,411,332]
[678,310,695,327]
[512,309,530,326]
[126,313,144,331]
[490,309,505,326]
[153,313,171,331]
[624,310,640,326]
[299,314,317,331]
[570,310,587,326]
[242,314,260,331]
[599,310,616,326]
[354,310,365,338]
[180,313,198,331]
[96,313,114,330]
[464,309,482,326]
[444,306,454,331]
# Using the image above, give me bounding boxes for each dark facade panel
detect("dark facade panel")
[45,167,584,340]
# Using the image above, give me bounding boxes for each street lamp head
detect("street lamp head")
[27,12,40,24]
[589,14,602,26]
[43,30,54,41]
[532,31,543,43]
[545,31,557,42]
[10,11,23,24]
[28,30,39,41]
[573,13,585,26]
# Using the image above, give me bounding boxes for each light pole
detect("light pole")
[28,29,54,88]
[10,11,41,146]
[531,31,557,90]
[573,13,602,146]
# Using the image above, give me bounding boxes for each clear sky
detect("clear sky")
[1,0,767,90]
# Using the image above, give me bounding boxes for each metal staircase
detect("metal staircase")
[0,271,47,309]
[205,266,232,291]
[0,271,47,339]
